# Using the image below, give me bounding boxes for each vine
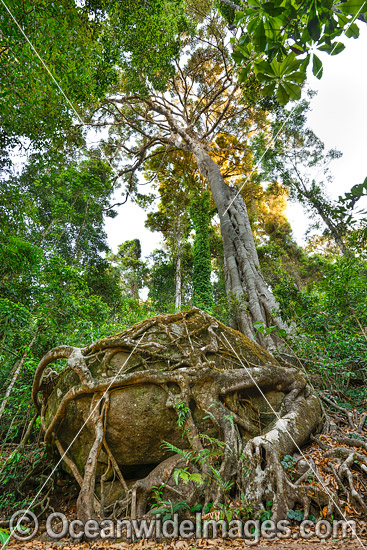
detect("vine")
[190,191,213,311]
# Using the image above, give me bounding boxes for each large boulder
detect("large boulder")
[33,308,322,521]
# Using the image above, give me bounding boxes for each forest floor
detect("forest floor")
[2,393,367,550]
[6,538,367,549]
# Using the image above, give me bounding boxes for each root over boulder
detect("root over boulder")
[32,308,323,522]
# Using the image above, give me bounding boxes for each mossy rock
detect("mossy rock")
[42,308,289,481]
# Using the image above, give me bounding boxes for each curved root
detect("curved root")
[34,309,334,522]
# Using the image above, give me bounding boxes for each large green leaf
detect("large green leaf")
[262,2,285,16]
[338,0,367,13]
[345,22,360,38]
[307,16,321,41]
[232,49,245,64]
[254,19,266,51]
[247,17,260,34]
[283,81,302,100]
[288,70,307,83]
[261,82,276,95]
[312,54,323,79]
[270,59,282,76]
[331,41,346,55]
[238,65,251,83]
[279,52,301,75]
[254,60,276,75]
[276,84,289,104]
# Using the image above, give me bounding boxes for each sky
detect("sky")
[104,25,367,256]
[287,24,367,242]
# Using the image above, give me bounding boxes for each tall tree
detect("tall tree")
[145,150,195,310]
[84,15,286,349]
[190,190,213,310]
[109,240,148,300]
[257,100,361,257]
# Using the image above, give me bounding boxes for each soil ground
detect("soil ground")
[6,538,367,549]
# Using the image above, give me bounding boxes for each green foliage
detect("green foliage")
[0,445,46,511]
[150,485,189,521]
[281,454,297,480]
[0,147,154,440]
[287,509,304,522]
[190,191,213,311]
[162,429,233,511]
[109,239,148,300]
[144,150,198,311]
[256,98,366,257]
[217,0,236,24]
[0,0,116,147]
[174,401,190,427]
[173,468,204,485]
[227,0,367,103]
[101,0,191,93]
[0,528,10,548]
[147,251,178,312]
[275,256,367,392]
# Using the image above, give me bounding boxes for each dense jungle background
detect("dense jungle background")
[1,0,367,544]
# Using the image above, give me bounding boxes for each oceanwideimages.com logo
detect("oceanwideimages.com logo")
[9,510,359,544]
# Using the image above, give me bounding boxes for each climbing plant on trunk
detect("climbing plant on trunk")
[82,15,286,349]
[190,190,213,311]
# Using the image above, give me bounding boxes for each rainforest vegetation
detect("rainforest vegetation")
[0,0,367,543]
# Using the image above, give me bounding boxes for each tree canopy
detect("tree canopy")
[0,0,367,533]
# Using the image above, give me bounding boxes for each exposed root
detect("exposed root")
[294,400,367,522]
[33,309,329,522]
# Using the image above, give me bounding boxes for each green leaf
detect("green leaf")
[190,504,203,512]
[279,52,301,75]
[307,16,321,41]
[238,66,250,83]
[312,54,323,79]
[173,469,181,485]
[254,19,266,51]
[276,83,290,105]
[265,324,278,335]
[330,41,345,55]
[0,529,11,547]
[261,83,276,96]
[231,49,244,64]
[247,17,260,35]
[234,10,245,25]
[190,473,204,485]
[180,471,190,483]
[262,2,285,16]
[338,0,367,14]
[290,44,304,55]
[318,43,333,54]
[288,70,307,83]
[151,507,168,515]
[253,322,265,333]
[345,22,360,38]
[256,72,274,84]
[254,60,275,76]
[270,59,282,77]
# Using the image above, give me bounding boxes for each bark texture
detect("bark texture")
[193,148,286,348]
[174,218,182,311]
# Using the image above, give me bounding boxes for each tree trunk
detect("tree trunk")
[175,218,182,311]
[308,195,351,257]
[193,147,286,349]
[131,272,139,300]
